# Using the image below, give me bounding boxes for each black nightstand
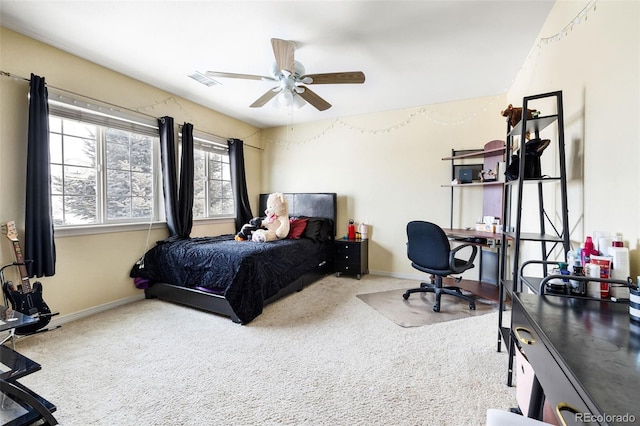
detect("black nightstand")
[334,239,369,280]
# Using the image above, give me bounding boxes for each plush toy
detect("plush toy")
[235,217,266,241]
[235,192,290,242]
[501,104,539,140]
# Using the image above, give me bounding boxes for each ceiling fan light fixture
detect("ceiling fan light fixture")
[277,89,294,107]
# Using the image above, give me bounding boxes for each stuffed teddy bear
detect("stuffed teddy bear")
[501,104,539,140]
[235,192,290,242]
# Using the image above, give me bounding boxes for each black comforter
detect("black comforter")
[131,235,333,323]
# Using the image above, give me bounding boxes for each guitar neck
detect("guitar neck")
[11,240,32,293]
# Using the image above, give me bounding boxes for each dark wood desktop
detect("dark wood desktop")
[512,292,639,425]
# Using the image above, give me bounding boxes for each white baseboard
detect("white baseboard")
[369,270,423,281]
[48,293,145,329]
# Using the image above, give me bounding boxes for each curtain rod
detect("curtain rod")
[1,70,263,151]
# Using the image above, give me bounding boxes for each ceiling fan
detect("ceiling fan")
[203,38,365,111]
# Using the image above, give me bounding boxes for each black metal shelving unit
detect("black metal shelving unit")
[496,91,571,365]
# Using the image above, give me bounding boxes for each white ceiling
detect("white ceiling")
[0,1,555,128]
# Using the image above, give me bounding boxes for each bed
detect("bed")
[131,193,337,324]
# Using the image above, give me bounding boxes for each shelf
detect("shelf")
[0,346,41,382]
[442,144,505,161]
[520,276,542,294]
[441,181,503,188]
[1,380,57,426]
[503,232,565,243]
[501,279,515,296]
[503,176,562,185]
[507,115,558,138]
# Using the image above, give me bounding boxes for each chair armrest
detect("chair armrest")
[449,243,478,271]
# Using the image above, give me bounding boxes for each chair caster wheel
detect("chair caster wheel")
[402,292,410,300]
[433,304,440,312]
[470,303,476,310]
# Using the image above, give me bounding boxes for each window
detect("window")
[48,100,160,227]
[192,140,234,219]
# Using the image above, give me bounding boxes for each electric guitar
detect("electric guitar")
[2,221,52,334]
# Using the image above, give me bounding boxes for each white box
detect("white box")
[515,347,535,415]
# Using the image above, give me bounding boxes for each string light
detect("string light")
[134,95,262,144]
[538,0,597,47]
[264,95,500,147]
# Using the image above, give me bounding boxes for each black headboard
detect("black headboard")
[259,193,337,236]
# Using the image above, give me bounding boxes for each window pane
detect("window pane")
[105,128,154,221]
[106,136,131,170]
[107,196,131,219]
[107,169,131,196]
[131,171,152,197]
[131,135,152,173]
[49,116,61,133]
[64,166,96,196]
[51,195,64,226]
[63,120,95,139]
[51,164,63,195]
[50,113,159,227]
[192,145,234,218]
[193,198,205,218]
[132,197,153,218]
[63,135,96,168]
[63,195,97,224]
[50,133,62,164]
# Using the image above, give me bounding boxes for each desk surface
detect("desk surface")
[442,228,503,246]
[517,293,639,422]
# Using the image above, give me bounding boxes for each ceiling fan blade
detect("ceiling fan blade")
[302,71,366,85]
[271,38,295,74]
[297,87,331,111]
[250,89,279,108]
[206,71,276,81]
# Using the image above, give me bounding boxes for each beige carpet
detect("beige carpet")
[14,274,515,425]
[357,288,499,328]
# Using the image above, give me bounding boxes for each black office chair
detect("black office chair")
[403,221,478,312]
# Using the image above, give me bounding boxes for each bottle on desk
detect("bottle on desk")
[570,263,586,296]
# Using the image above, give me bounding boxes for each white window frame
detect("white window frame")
[48,96,164,234]
[189,131,235,220]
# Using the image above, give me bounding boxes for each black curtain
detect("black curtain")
[24,74,56,278]
[158,117,194,239]
[158,116,179,237]
[228,138,253,232]
[177,123,194,238]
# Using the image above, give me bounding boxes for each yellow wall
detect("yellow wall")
[261,0,640,280]
[507,0,640,277]
[0,28,262,320]
[261,96,505,278]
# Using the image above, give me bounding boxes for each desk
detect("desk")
[443,228,502,302]
[512,293,639,425]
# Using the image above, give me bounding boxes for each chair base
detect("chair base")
[403,276,476,312]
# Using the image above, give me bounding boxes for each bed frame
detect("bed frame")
[144,192,337,323]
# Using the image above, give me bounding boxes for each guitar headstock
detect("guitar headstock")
[2,221,18,242]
